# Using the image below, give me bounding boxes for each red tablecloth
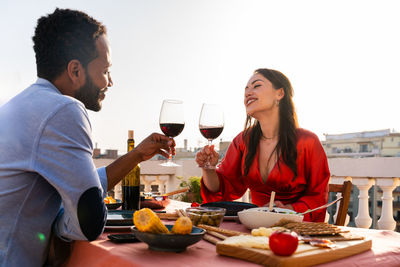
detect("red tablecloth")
[64,201,400,267]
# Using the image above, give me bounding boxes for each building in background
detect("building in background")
[322,129,400,158]
[174,139,196,159]
[92,144,118,159]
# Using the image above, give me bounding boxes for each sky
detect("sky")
[1,0,400,153]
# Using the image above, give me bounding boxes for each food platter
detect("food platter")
[216,238,372,267]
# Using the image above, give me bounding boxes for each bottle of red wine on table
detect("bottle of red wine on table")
[122,130,141,210]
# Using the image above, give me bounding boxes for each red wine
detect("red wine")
[122,185,140,210]
[160,123,184,137]
[200,126,224,140]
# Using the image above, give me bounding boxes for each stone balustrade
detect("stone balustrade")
[328,157,400,230]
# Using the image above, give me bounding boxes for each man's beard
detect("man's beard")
[75,74,102,112]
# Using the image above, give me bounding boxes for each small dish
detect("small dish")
[131,225,206,252]
[186,207,226,227]
[106,199,122,210]
[238,207,304,229]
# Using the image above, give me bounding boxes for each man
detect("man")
[0,8,174,266]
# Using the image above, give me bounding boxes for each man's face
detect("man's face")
[75,35,113,112]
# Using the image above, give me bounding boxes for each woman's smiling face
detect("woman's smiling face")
[244,73,283,118]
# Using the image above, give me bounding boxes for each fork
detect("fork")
[299,197,343,215]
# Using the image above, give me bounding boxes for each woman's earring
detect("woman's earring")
[276,99,279,106]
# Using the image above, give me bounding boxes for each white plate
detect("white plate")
[238,207,303,229]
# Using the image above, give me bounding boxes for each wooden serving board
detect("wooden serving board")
[216,239,372,267]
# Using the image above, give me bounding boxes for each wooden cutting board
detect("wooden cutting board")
[216,239,372,267]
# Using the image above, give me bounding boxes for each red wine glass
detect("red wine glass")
[199,103,224,169]
[159,99,184,167]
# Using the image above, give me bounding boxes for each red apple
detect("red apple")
[269,230,299,256]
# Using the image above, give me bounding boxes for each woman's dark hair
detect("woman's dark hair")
[243,68,299,180]
[32,8,107,82]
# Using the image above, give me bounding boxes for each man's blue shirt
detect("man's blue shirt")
[0,78,108,266]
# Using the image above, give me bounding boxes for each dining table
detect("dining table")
[64,200,400,267]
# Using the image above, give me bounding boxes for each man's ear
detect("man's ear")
[66,59,86,88]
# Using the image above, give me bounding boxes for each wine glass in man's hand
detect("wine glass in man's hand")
[159,99,184,167]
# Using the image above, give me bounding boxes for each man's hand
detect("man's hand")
[106,133,175,189]
[133,133,175,162]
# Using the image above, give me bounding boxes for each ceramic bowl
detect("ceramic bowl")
[238,207,304,229]
[131,225,206,252]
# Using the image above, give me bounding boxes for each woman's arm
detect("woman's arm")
[200,133,248,203]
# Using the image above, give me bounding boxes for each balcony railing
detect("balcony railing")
[326,157,400,231]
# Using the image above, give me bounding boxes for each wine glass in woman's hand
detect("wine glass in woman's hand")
[159,99,184,167]
[198,103,224,169]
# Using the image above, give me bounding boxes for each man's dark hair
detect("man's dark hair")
[32,8,107,82]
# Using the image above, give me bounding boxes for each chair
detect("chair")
[329,180,352,226]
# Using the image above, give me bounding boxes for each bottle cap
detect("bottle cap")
[128,130,134,139]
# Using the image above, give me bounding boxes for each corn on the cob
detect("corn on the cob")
[171,216,193,234]
[133,208,169,234]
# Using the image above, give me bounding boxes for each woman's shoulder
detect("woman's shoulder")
[232,131,245,145]
[296,128,320,143]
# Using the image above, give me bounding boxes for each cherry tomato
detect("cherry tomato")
[269,230,299,256]
[191,202,200,207]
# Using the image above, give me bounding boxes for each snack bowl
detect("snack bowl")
[186,207,226,227]
[238,207,304,229]
[105,199,122,210]
[131,225,205,252]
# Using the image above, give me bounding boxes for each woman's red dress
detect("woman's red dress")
[201,128,330,222]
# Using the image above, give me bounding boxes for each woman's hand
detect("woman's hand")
[195,145,219,168]
[134,133,175,162]
[195,145,220,192]
[274,201,294,211]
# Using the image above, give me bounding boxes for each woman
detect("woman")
[196,68,330,222]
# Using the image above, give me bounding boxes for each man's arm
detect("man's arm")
[105,133,174,189]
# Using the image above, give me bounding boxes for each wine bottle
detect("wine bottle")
[122,130,141,210]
